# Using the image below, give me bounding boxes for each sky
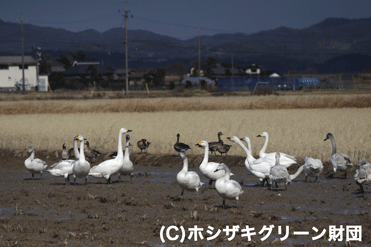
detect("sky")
[1,0,371,40]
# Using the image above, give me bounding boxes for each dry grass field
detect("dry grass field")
[0,94,370,165]
[0,94,370,114]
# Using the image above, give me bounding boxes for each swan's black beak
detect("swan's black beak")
[257,134,262,137]
[324,138,328,141]
[214,168,220,173]
[226,137,232,140]
[195,143,201,147]
[127,130,132,132]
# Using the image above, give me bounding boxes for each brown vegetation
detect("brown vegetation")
[1,108,370,164]
[0,94,370,115]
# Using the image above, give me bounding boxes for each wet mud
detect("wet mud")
[0,149,370,246]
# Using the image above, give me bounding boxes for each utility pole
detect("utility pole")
[21,14,25,93]
[198,30,201,78]
[119,3,132,95]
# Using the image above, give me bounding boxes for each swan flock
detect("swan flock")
[24,130,365,211]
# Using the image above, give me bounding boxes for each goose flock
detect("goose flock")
[24,131,368,209]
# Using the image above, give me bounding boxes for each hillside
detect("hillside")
[1,17,371,72]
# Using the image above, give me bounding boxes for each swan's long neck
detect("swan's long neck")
[275,156,280,166]
[181,157,188,173]
[234,138,254,163]
[201,143,209,167]
[289,165,304,181]
[244,137,252,154]
[224,167,231,180]
[73,138,80,159]
[30,150,35,160]
[329,135,337,155]
[124,139,130,159]
[79,140,85,161]
[259,134,269,157]
[117,131,124,158]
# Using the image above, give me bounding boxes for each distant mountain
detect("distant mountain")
[1,17,371,72]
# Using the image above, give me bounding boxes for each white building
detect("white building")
[0,56,48,91]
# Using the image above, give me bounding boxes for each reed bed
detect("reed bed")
[0,94,371,115]
[1,108,370,165]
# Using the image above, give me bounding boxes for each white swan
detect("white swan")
[354,159,371,194]
[48,159,74,184]
[72,135,91,185]
[48,137,80,184]
[118,134,134,183]
[214,163,243,209]
[68,136,81,159]
[176,152,204,200]
[257,132,296,168]
[269,152,304,190]
[303,157,324,182]
[89,128,132,184]
[324,133,353,178]
[240,137,252,154]
[196,140,232,185]
[24,146,48,179]
[227,136,272,186]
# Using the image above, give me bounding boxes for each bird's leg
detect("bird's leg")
[222,199,226,209]
[285,183,287,191]
[260,179,265,187]
[130,174,133,184]
[32,173,34,180]
[209,180,213,186]
[356,181,364,194]
[344,171,347,179]
[85,177,87,186]
[270,182,272,191]
[107,177,111,185]
[275,182,278,188]
[305,176,308,182]
[315,176,318,182]
[118,174,121,183]
[181,189,184,200]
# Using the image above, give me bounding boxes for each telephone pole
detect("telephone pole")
[198,30,201,77]
[21,14,25,93]
[119,3,132,95]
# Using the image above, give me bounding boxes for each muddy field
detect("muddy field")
[0,150,370,247]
